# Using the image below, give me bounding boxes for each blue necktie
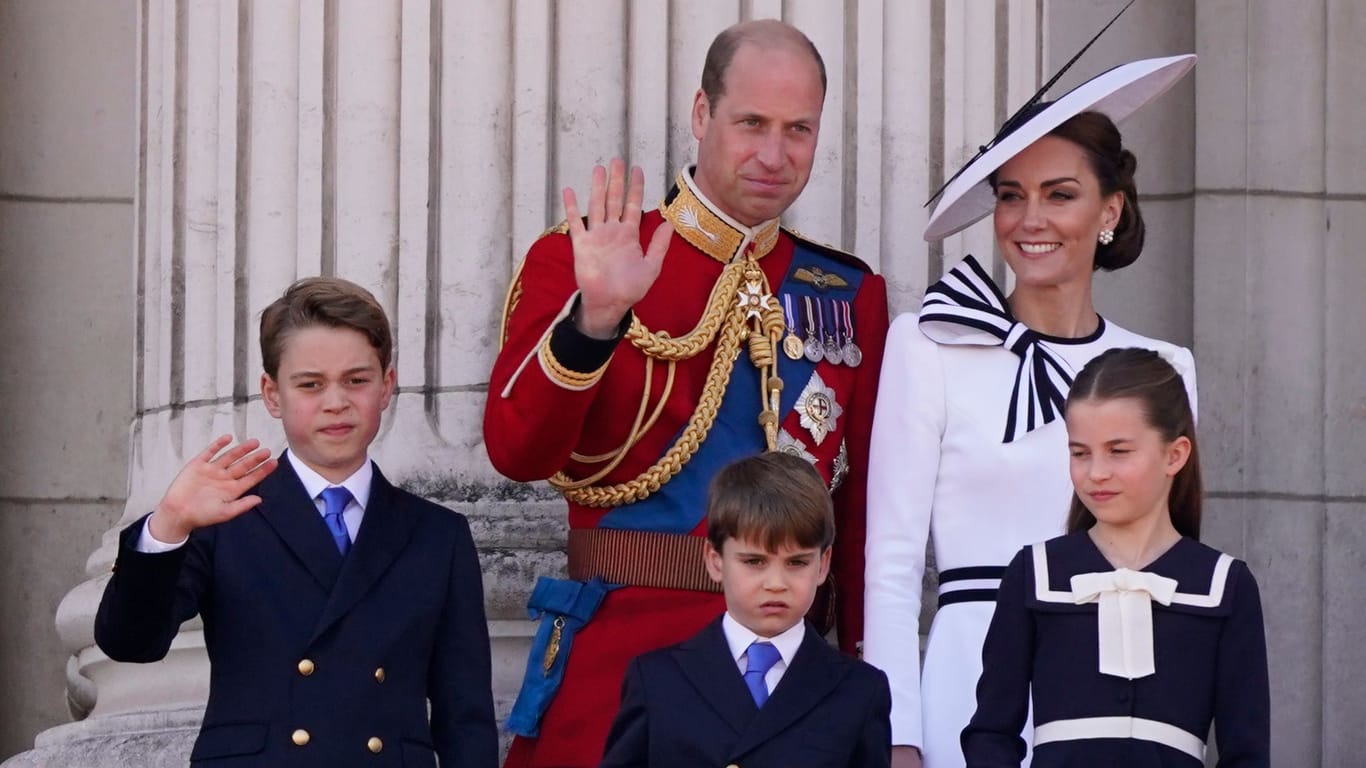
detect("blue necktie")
[320,486,353,556]
[743,641,781,708]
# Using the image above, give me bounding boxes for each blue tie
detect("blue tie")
[743,641,781,708]
[320,486,353,556]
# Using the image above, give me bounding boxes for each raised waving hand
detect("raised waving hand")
[563,158,674,338]
[147,435,278,543]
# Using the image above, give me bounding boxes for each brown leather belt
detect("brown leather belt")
[566,528,722,594]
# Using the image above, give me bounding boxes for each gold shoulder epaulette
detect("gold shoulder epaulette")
[782,226,854,257]
[539,219,571,238]
[499,220,574,349]
[497,257,530,350]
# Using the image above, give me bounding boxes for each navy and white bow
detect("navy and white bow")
[919,255,1077,443]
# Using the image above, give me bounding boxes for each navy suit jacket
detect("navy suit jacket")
[95,459,497,767]
[599,617,891,768]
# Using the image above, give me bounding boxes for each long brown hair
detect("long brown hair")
[1065,347,1201,537]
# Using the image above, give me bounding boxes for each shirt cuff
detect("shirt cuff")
[537,299,631,390]
[135,514,189,554]
[550,297,631,369]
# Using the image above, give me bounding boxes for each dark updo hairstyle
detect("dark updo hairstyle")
[1064,347,1201,538]
[989,107,1145,271]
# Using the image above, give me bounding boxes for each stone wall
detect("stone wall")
[0,0,136,759]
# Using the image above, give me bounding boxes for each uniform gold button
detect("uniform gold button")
[291,729,310,746]
[297,659,315,676]
[374,667,385,683]
[367,737,383,754]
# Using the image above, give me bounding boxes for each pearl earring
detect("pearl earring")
[1098,228,1115,245]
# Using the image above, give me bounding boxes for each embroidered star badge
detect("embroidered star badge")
[794,372,843,445]
[776,428,818,466]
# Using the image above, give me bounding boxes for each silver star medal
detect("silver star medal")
[776,428,818,466]
[794,372,843,445]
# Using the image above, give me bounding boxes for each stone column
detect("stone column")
[9,0,538,763]
[1194,1,1366,762]
[0,0,136,759]
[8,1,1062,764]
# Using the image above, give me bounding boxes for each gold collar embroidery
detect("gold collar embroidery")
[659,169,781,264]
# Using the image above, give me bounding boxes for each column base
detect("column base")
[1,709,200,768]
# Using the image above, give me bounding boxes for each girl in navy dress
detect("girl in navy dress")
[962,347,1269,767]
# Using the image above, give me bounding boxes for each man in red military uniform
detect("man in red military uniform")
[485,19,889,768]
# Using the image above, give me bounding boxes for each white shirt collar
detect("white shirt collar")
[285,450,373,509]
[721,612,806,668]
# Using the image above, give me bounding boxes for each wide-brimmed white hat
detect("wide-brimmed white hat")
[923,53,1196,242]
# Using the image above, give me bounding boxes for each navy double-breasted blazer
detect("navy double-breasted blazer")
[94,459,497,767]
[599,617,891,768]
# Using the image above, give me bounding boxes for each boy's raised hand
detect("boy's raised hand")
[148,435,278,543]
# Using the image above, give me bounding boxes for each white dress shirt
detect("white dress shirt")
[721,612,806,697]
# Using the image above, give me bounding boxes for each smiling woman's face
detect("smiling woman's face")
[991,135,1123,291]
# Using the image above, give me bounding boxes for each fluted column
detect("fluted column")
[15,1,1062,765]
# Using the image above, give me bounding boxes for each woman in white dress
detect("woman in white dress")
[862,55,1199,768]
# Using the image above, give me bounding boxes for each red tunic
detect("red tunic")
[486,178,888,768]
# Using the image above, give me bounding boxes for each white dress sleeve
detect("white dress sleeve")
[863,312,948,749]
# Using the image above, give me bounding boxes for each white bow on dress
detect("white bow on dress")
[1070,568,1178,679]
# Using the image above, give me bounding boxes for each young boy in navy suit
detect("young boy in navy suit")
[95,277,497,767]
[599,452,892,768]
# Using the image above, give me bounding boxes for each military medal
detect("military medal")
[795,371,843,445]
[831,439,850,491]
[822,298,843,365]
[782,294,804,360]
[737,276,774,321]
[841,300,863,368]
[776,427,818,466]
[802,296,823,362]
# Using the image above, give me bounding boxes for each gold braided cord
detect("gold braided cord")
[568,359,676,465]
[624,261,746,361]
[550,353,655,489]
[630,360,678,447]
[550,303,748,507]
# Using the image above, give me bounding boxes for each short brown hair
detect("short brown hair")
[706,452,834,554]
[259,276,393,379]
[700,19,827,115]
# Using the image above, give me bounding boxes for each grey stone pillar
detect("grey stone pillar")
[5,1,548,763]
[0,0,136,761]
[1194,0,1366,763]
